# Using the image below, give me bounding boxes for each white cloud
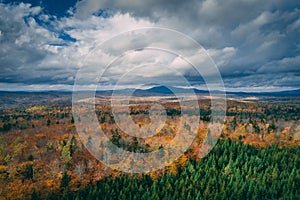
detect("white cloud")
[288,18,300,31]
[208,47,237,67]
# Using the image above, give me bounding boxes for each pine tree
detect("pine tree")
[61,171,70,188]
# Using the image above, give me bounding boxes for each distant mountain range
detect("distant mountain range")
[0,86,299,109]
[1,86,300,96]
[225,89,300,96]
[132,86,300,96]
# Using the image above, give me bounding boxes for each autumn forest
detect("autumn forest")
[0,92,299,199]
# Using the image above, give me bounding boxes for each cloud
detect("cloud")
[0,1,299,91]
[258,55,300,73]
[74,0,190,20]
[0,3,154,88]
[0,3,62,83]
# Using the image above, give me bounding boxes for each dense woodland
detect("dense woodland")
[46,139,300,200]
[0,96,299,199]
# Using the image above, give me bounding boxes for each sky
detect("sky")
[0,0,299,92]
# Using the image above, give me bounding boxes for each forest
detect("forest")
[0,95,299,199]
[45,139,300,200]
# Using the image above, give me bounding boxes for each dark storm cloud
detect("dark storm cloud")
[74,0,300,91]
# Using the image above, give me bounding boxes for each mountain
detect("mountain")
[0,87,299,109]
[132,86,209,96]
[132,86,300,96]
[225,89,300,96]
